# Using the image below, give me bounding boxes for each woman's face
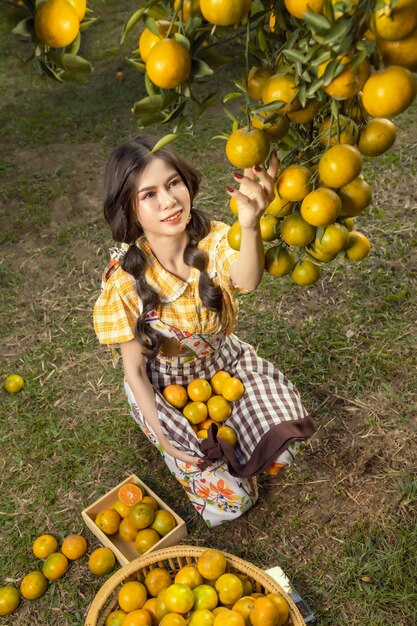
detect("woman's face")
[134,157,191,239]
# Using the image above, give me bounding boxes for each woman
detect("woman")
[93,136,315,526]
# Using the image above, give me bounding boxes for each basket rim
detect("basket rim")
[84,545,305,626]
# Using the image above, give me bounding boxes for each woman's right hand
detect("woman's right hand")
[163,441,204,467]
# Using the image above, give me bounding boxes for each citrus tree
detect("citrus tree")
[4,0,417,285]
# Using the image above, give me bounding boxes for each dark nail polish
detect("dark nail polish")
[226,186,235,193]
[233,172,243,179]
[254,165,262,172]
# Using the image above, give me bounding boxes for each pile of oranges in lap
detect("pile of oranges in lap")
[162,371,245,447]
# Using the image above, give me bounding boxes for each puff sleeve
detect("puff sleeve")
[213,222,241,292]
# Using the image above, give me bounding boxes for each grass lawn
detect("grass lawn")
[1,1,417,624]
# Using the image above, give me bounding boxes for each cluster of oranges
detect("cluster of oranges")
[34,0,87,48]
[104,548,291,626]
[94,483,177,557]
[162,371,245,446]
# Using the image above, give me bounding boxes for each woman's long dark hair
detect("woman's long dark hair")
[103,135,223,358]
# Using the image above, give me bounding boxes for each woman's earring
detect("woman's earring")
[186,214,192,224]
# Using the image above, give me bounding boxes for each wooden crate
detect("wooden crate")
[81,474,187,566]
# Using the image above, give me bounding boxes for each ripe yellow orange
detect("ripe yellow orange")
[341,217,355,231]
[300,188,341,226]
[155,588,170,622]
[3,373,24,393]
[247,66,274,100]
[164,583,195,614]
[88,547,116,576]
[197,429,209,439]
[318,115,358,147]
[361,66,417,117]
[215,574,243,605]
[183,401,209,424]
[267,593,289,626]
[316,223,349,254]
[261,73,300,114]
[67,0,86,21]
[174,0,201,21]
[259,215,279,242]
[0,586,20,616]
[378,26,417,72]
[200,0,251,25]
[151,509,176,536]
[284,0,324,19]
[210,371,231,395]
[142,598,158,624]
[197,549,227,580]
[119,517,139,542]
[141,495,159,511]
[251,112,290,141]
[318,144,363,188]
[265,187,292,218]
[193,584,218,611]
[135,528,161,554]
[188,379,212,402]
[342,96,367,124]
[113,499,131,519]
[221,377,244,401]
[287,99,319,124]
[32,534,58,559]
[35,0,80,48]
[118,482,144,507]
[227,221,242,251]
[217,425,238,446]
[250,596,280,626]
[264,245,295,277]
[292,259,321,286]
[358,118,397,157]
[213,609,245,626]
[175,566,203,589]
[19,571,48,600]
[188,608,216,626]
[233,596,255,623]
[280,214,315,247]
[42,552,69,581]
[344,231,371,261]
[61,534,87,560]
[229,197,239,216]
[373,0,417,41]
[277,164,312,201]
[118,581,147,612]
[160,613,187,626]
[226,127,270,168]
[105,609,127,626]
[95,508,121,535]
[145,568,172,597]
[318,57,370,100]
[139,21,173,63]
[338,176,373,216]
[306,241,337,263]
[129,503,155,530]
[122,609,152,626]
[146,39,191,89]
[207,395,232,422]
[162,384,189,409]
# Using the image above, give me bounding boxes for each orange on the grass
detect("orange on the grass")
[207,395,232,422]
[118,581,148,613]
[32,533,58,559]
[3,373,24,393]
[145,567,172,597]
[187,379,212,402]
[88,547,116,576]
[151,509,176,536]
[0,586,20,616]
[135,528,161,554]
[42,552,69,581]
[164,583,195,614]
[95,508,121,535]
[221,377,244,402]
[163,384,189,409]
[19,571,48,600]
[118,483,144,507]
[197,549,227,580]
[61,534,87,560]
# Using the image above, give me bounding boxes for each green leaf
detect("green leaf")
[126,58,146,71]
[311,49,332,67]
[38,59,63,82]
[320,18,352,45]
[198,92,218,114]
[145,73,156,96]
[283,49,307,64]
[298,83,307,108]
[305,76,325,96]
[223,92,243,103]
[120,8,145,44]
[131,94,165,115]
[151,134,179,152]
[65,32,81,56]
[12,17,34,38]
[143,15,159,35]
[257,25,267,52]
[162,102,187,124]
[79,16,98,32]
[138,112,165,126]
[223,105,239,124]
[303,11,331,32]
[173,33,190,50]
[349,49,368,70]
[191,58,213,78]
[61,54,93,74]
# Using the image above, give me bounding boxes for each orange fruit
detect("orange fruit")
[261,74,300,114]
[378,26,417,72]
[317,56,370,100]
[105,610,127,626]
[357,118,397,157]
[265,187,292,218]
[146,39,191,89]
[300,188,341,226]
[193,584,219,611]
[284,0,324,19]
[306,241,337,263]
[232,596,255,624]
[151,509,176,536]
[259,215,278,242]
[188,609,216,625]
[221,377,244,401]
[318,144,363,188]
[174,0,201,21]
[175,566,203,589]
[197,549,227,580]
[266,593,289,626]
[361,66,417,118]
[213,607,230,616]
[139,21,173,63]
[61,534,87,560]
[292,259,321,286]
[340,217,355,231]
[338,177,372,216]
[159,614,187,626]
[145,568,172,597]
[287,100,319,124]
[42,552,69,581]
[344,231,371,261]
[215,574,243,605]
[19,571,48,600]
[188,379,212,402]
[142,598,158,624]
[210,371,231,395]
[67,0,86,21]
[197,429,209,439]
[226,127,270,168]
[264,245,295,277]
[129,503,155,530]
[207,395,232,422]
[156,588,171,622]
[119,517,139,542]
[95,508,121,535]
[141,495,159,511]
[135,528,161,554]
[183,401,208,424]
[277,165,312,201]
[165,584,195,614]
[118,581,147,613]
[122,609,152,626]
[251,112,290,141]
[118,483,145,507]
[373,0,417,41]
[217,426,237,446]
[200,0,251,25]
[35,0,80,48]
[0,586,20,616]
[3,373,24,393]
[88,547,116,576]
[318,115,358,147]
[162,384,189,409]
[229,197,239,216]
[316,223,349,254]
[250,596,280,626]
[227,221,242,251]
[213,609,245,626]
[279,214,315,247]
[32,533,58,559]
[247,66,274,100]
[113,499,132,519]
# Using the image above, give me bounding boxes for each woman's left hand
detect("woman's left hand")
[227,151,279,230]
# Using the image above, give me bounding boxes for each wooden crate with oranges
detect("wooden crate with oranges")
[81,475,187,566]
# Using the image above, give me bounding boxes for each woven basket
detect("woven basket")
[84,545,304,626]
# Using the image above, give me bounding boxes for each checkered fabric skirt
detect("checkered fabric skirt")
[139,333,315,478]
